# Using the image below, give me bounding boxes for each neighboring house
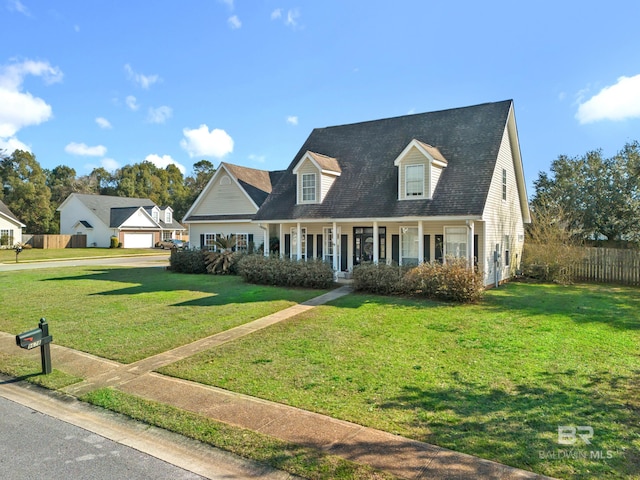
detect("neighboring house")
[0,199,25,247]
[58,193,186,248]
[184,100,530,286]
[182,162,285,252]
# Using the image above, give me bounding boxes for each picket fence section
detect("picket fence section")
[570,247,640,286]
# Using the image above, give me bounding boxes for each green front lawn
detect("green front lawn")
[0,247,164,263]
[0,267,325,363]
[159,283,640,479]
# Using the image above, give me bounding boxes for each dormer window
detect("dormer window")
[302,173,316,202]
[293,151,341,205]
[152,209,159,222]
[394,139,447,200]
[405,164,424,197]
[165,210,172,223]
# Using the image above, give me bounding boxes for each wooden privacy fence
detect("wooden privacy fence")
[30,234,87,249]
[570,247,640,286]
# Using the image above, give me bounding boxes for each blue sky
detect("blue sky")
[2,0,640,197]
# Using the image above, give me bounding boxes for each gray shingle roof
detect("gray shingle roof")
[0,199,23,224]
[254,100,513,221]
[222,163,286,207]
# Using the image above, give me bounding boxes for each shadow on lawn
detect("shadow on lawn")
[484,282,640,330]
[42,267,323,307]
[379,370,639,477]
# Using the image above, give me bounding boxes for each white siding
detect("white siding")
[482,125,525,285]
[120,210,156,227]
[59,196,114,248]
[430,165,443,197]
[191,173,256,216]
[0,216,22,245]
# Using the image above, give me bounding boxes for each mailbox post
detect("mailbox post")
[16,318,53,375]
[14,244,23,263]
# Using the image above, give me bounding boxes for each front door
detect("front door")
[353,227,374,265]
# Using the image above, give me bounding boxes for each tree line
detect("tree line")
[530,141,640,245]
[0,149,216,234]
[3,140,640,242]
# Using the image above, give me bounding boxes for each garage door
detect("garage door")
[123,233,154,249]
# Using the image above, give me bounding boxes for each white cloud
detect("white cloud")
[248,154,266,163]
[65,142,107,157]
[285,9,300,27]
[271,8,301,28]
[271,8,282,20]
[286,115,298,126]
[147,105,172,124]
[0,59,62,139]
[125,95,139,111]
[228,15,241,29]
[180,124,234,158]
[95,117,112,129]
[220,0,234,9]
[7,0,30,16]
[145,153,186,175]
[124,64,160,89]
[576,74,640,124]
[0,136,30,153]
[101,158,120,171]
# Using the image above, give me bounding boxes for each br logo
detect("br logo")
[558,426,594,445]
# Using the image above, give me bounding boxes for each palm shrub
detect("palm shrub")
[204,234,240,274]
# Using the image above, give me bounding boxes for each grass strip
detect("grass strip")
[82,388,397,480]
[0,353,82,390]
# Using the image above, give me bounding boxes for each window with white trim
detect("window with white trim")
[290,227,307,259]
[400,226,419,265]
[0,229,14,246]
[405,164,424,197]
[445,227,467,259]
[152,210,159,222]
[235,233,248,252]
[502,168,507,201]
[322,227,341,264]
[165,210,172,223]
[204,233,220,251]
[302,173,316,202]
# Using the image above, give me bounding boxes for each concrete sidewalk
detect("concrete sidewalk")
[0,285,552,479]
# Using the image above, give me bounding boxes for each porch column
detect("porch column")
[373,221,379,264]
[296,223,302,260]
[263,225,269,257]
[467,220,475,268]
[279,224,284,258]
[418,220,424,264]
[332,222,338,275]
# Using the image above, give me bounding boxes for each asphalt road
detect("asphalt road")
[0,392,203,480]
[0,254,171,271]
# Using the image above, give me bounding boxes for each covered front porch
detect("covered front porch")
[260,218,483,276]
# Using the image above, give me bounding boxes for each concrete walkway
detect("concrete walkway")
[0,285,552,479]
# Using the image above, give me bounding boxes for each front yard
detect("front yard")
[159,282,640,479]
[0,265,638,478]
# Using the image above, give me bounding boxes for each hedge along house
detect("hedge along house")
[253,100,531,286]
[182,162,285,252]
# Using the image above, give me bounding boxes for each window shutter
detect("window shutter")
[316,234,323,258]
[284,234,291,256]
[200,234,204,249]
[392,235,399,264]
[423,234,431,262]
[435,235,443,263]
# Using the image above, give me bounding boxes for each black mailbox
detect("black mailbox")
[16,328,46,349]
[15,318,53,374]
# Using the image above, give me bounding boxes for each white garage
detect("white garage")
[123,233,154,248]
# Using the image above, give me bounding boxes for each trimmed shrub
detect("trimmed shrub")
[237,255,334,289]
[402,258,484,303]
[110,236,119,248]
[169,249,207,274]
[354,259,484,303]
[352,262,406,295]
